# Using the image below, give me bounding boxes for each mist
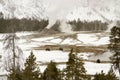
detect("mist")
[43,0,120,32]
[43,0,82,32]
[0,0,120,32]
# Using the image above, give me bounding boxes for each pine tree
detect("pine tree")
[65,49,76,80]
[42,61,60,80]
[8,66,23,80]
[106,68,118,80]
[108,26,120,74]
[93,69,118,80]
[64,49,89,80]
[3,33,24,80]
[93,71,107,80]
[22,51,41,80]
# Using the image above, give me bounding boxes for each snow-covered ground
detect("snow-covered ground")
[89,51,113,61]
[23,50,119,77]
[23,50,120,77]
[0,32,119,78]
[84,62,111,75]
[16,31,38,37]
[24,50,69,63]
[16,32,110,51]
[77,33,109,46]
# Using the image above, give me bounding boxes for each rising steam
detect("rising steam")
[59,20,73,33]
[43,0,120,32]
[43,0,81,32]
[0,0,120,32]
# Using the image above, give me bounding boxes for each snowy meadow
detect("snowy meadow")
[0,31,119,78]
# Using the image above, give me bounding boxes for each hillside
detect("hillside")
[0,0,120,33]
[0,0,120,22]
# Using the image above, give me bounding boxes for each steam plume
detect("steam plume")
[43,0,81,32]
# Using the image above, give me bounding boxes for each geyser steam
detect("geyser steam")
[43,0,81,32]
[43,0,120,32]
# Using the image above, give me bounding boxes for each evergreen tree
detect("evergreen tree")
[8,66,23,80]
[93,71,107,80]
[106,68,118,80]
[64,49,89,80]
[3,33,24,80]
[108,26,120,74]
[42,61,60,80]
[22,51,41,80]
[93,69,118,80]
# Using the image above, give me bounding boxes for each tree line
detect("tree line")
[4,25,120,80]
[0,18,48,33]
[8,49,118,80]
[0,18,109,33]
[68,19,108,31]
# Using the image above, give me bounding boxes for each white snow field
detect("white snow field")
[0,32,120,79]
[77,33,109,46]
[23,50,119,76]
[24,50,69,63]
[15,32,110,51]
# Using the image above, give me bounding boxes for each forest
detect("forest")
[0,18,109,33]
[0,18,48,33]
[68,19,108,31]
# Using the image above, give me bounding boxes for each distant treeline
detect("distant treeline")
[0,18,109,33]
[68,19,108,31]
[0,18,48,33]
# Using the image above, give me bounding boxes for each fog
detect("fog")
[43,0,120,32]
[0,0,120,32]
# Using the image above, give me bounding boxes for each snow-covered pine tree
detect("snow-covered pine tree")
[108,26,120,74]
[2,33,24,80]
[3,33,24,71]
